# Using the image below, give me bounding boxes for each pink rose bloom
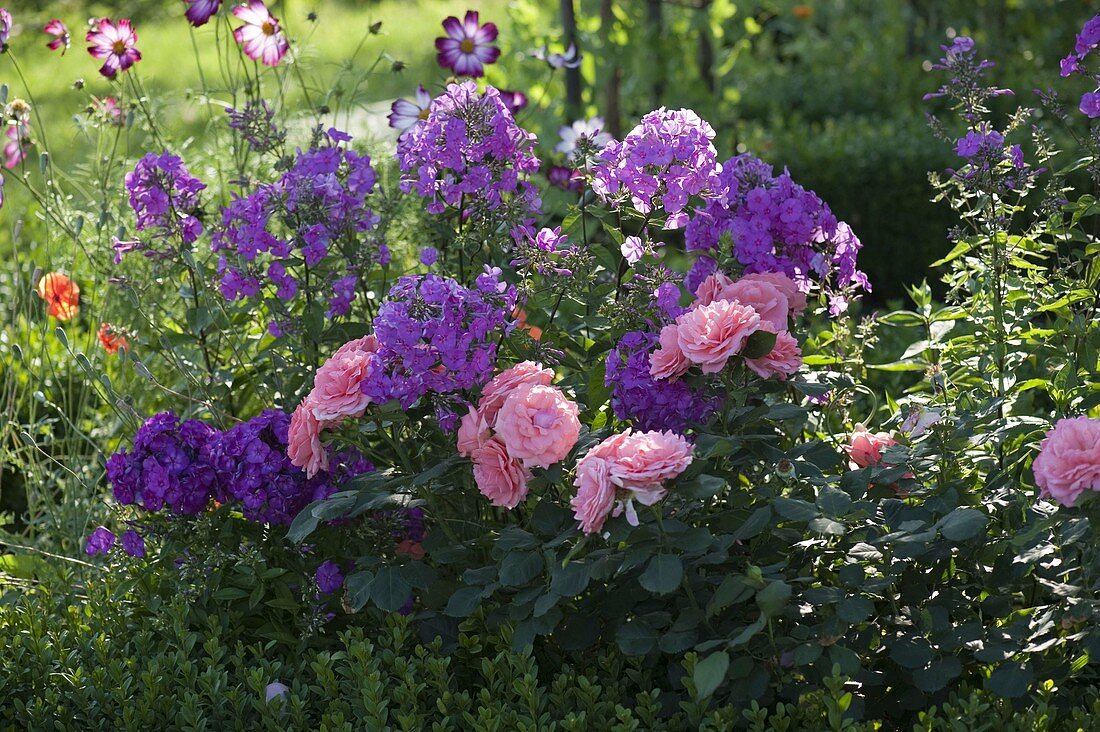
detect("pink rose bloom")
[675,299,762,374]
[649,323,690,381]
[712,278,789,331]
[571,455,616,535]
[478,361,555,426]
[1032,416,1100,507]
[472,438,531,508]
[331,333,379,359]
[495,384,581,468]
[745,330,803,381]
[288,400,327,478]
[457,405,490,458]
[845,424,897,469]
[739,272,808,316]
[693,271,735,307]
[610,430,694,489]
[308,350,374,423]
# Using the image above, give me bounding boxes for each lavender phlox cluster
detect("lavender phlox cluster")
[950,124,1035,192]
[226,100,285,152]
[605,330,719,434]
[107,410,373,526]
[122,152,206,255]
[590,108,725,230]
[360,269,517,409]
[923,36,1012,124]
[396,81,541,222]
[1058,16,1100,119]
[684,153,869,312]
[213,127,379,329]
[510,225,580,278]
[106,411,218,514]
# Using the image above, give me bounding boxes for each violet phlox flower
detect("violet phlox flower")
[86,18,141,79]
[213,128,379,324]
[227,100,284,152]
[590,107,725,230]
[605,330,720,434]
[1061,15,1100,78]
[360,269,517,409]
[435,10,499,78]
[684,153,869,304]
[396,81,541,220]
[923,35,1012,124]
[123,151,207,247]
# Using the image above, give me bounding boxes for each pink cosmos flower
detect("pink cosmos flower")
[471,437,531,508]
[435,10,500,78]
[91,96,124,126]
[232,1,288,67]
[288,400,328,478]
[44,19,70,53]
[745,330,803,381]
[571,455,616,535]
[3,113,31,170]
[649,323,690,381]
[1032,416,1100,507]
[457,404,490,458]
[675,299,762,374]
[844,424,897,469]
[477,361,555,426]
[86,18,142,79]
[739,272,808,317]
[307,340,377,423]
[185,0,222,27]
[388,85,432,136]
[0,9,11,48]
[495,384,581,468]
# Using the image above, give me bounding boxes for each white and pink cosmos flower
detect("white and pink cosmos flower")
[232,1,288,67]
[86,18,142,79]
[185,0,223,27]
[43,19,70,53]
[435,10,500,78]
[388,85,433,136]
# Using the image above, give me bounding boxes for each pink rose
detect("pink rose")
[308,350,374,423]
[472,437,531,509]
[1033,416,1100,507]
[495,384,581,468]
[332,334,379,359]
[711,278,789,331]
[675,299,762,374]
[571,455,616,535]
[609,431,694,489]
[845,424,897,469]
[649,323,690,381]
[693,271,735,307]
[456,405,490,458]
[478,361,555,426]
[288,400,328,478]
[745,330,803,381]
[739,272,807,316]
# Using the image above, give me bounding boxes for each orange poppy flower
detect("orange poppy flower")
[36,272,80,320]
[97,322,129,354]
[513,307,542,341]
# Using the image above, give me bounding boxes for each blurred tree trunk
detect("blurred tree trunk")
[697,0,716,94]
[599,0,622,138]
[647,0,664,108]
[560,0,583,121]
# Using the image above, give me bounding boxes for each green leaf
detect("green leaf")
[681,474,727,499]
[773,497,817,522]
[551,561,591,598]
[987,662,1033,699]
[808,517,847,535]
[616,618,656,655]
[755,580,791,618]
[345,571,375,611]
[496,528,540,552]
[707,576,753,617]
[444,587,483,618]
[499,552,543,587]
[638,554,684,595]
[741,329,778,359]
[938,507,988,542]
[732,506,772,541]
[693,651,730,700]
[371,567,412,612]
[816,486,852,517]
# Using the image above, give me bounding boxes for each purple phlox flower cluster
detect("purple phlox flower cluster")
[121,152,206,257]
[213,128,379,328]
[923,36,1013,124]
[1059,16,1100,119]
[106,411,219,514]
[590,108,724,230]
[315,560,344,594]
[107,410,373,526]
[951,124,1035,191]
[547,164,584,193]
[121,529,145,557]
[361,270,516,409]
[684,153,870,304]
[85,527,115,556]
[605,330,719,434]
[510,225,582,278]
[396,81,541,222]
[226,100,284,152]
